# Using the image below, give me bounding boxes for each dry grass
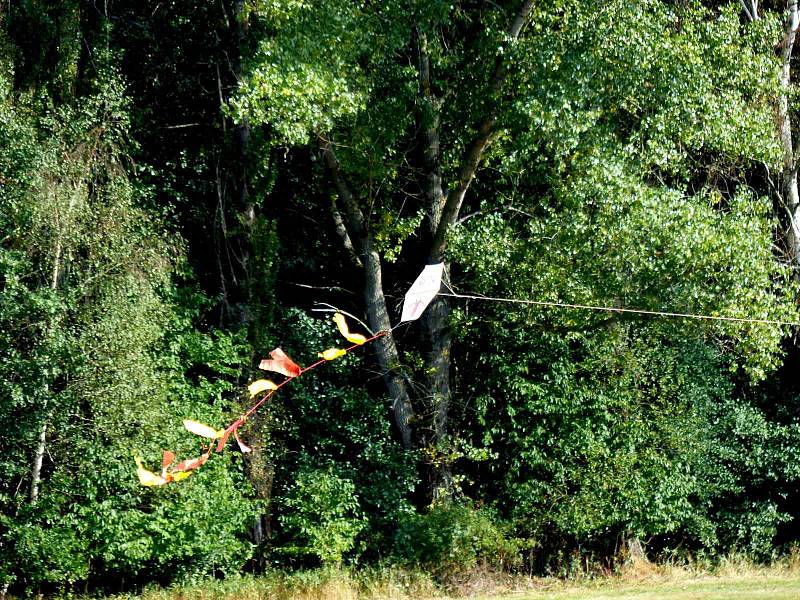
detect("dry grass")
[69,553,800,600]
[122,568,439,600]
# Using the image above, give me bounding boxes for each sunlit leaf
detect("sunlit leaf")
[248,379,278,396]
[259,347,302,377]
[183,419,223,439]
[319,347,347,361]
[333,312,367,345]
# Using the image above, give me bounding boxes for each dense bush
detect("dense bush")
[278,464,366,566]
[393,503,522,576]
[5,1,800,595]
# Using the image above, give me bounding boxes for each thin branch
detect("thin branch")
[312,304,375,336]
[739,0,755,22]
[216,62,227,134]
[330,198,363,267]
[162,123,201,130]
[284,282,356,295]
[507,206,536,219]
[456,210,484,225]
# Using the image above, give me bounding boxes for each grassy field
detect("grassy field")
[492,573,800,600]
[102,562,800,600]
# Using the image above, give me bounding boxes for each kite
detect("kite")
[400,263,444,322]
[259,348,302,377]
[332,312,367,345]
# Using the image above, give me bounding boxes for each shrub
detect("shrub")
[393,503,521,576]
[278,464,366,566]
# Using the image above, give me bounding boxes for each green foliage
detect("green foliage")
[229,1,376,145]
[231,0,800,572]
[393,503,521,576]
[0,32,257,594]
[444,0,799,556]
[266,309,417,563]
[5,0,800,591]
[511,0,782,175]
[278,464,366,566]
[373,209,426,263]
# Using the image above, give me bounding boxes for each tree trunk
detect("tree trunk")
[245,416,275,568]
[29,405,49,503]
[321,1,535,493]
[227,0,279,561]
[213,0,255,323]
[416,27,455,498]
[422,279,454,501]
[417,1,535,500]
[321,140,415,448]
[623,535,647,564]
[779,2,800,270]
[29,196,70,503]
[742,1,800,272]
[364,246,414,449]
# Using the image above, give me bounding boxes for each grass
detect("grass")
[64,556,800,600]
[488,573,800,600]
[483,556,800,600]
[117,572,800,600]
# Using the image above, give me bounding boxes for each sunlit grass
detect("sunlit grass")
[491,574,800,600]
[88,555,800,600]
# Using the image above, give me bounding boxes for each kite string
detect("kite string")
[220,289,798,458]
[437,291,800,327]
[241,289,799,434]
[222,290,798,457]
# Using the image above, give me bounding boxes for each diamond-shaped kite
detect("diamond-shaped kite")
[401,263,444,322]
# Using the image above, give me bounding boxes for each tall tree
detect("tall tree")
[234,0,536,499]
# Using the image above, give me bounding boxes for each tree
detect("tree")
[233,0,537,500]
[739,0,800,274]
[445,0,799,562]
[231,0,795,502]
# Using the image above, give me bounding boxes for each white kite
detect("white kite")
[401,263,444,322]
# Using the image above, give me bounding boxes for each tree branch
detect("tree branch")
[416,27,447,236]
[318,137,415,449]
[320,138,367,249]
[429,0,535,261]
[739,0,756,22]
[330,198,363,267]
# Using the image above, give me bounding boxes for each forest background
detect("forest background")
[3,0,800,596]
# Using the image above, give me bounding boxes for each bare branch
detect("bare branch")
[312,304,375,335]
[162,122,201,130]
[320,138,367,248]
[739,0,756,22]
[284,282,357,295]
[330,198,363,267]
